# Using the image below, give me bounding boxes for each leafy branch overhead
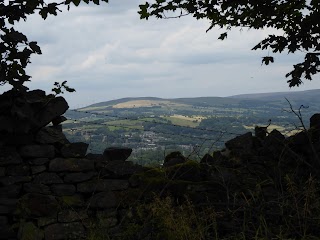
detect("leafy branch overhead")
[139,0,320,87]
[0,0,108,91]
[52,81,76,96]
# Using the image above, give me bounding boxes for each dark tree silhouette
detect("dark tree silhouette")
[0,0,108,92]
[139,0,320,87]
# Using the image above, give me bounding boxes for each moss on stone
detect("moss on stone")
[19,221,44,240]
[130,162,211,200]
[59,195,84,207]
[114,188,144,208]
[165,160,205,181]
[136,167,166,178]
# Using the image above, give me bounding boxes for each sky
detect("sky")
[3,0,320,108]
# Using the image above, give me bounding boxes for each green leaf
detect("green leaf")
[139,3,150,19]
[72,0,81,6]
[65,86,76,93]
[52,81,76,95]
[29,42,42,54]
[262,56,274,65]
[252,43,262,50]
[52,87,61,95]
[218,32,228,40]
[47,3,58,15]
[9,30,28,42]
[39,9,48,19]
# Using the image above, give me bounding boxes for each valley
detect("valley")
[63,89,320,166]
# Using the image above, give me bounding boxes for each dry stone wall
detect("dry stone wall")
[1,89,320,239]
[0,90,145,240]
[0,144,145,240]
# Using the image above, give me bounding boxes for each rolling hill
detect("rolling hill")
[76,89,320,113]
[63,89,320,162]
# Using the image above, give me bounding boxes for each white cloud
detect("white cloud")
[1,1,319,108]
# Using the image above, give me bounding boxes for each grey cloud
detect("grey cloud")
[4,0,320,109]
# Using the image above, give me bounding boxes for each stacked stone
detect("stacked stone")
[0,89,69,145]
[0,90,143,240]
[1,144,143,239]
[0,89,69,239]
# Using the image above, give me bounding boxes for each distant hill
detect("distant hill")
[64,89,320,157]
[229,89,320,101]
[80,89,320,111]
[172,96,246,106]
[85,97,164,108]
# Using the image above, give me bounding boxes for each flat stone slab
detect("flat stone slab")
[0,148,22,166]
[49,158,94,172]
[58,209,88,223]
[19,145,55,158]
[0,198,17,214]
[0,185,21,198]
[58,194,85,208]
[23,183,51,195]
[89,191,118,209]
[103,147,132,161]
[28,158,50,165]
[77,179,129,193]
[35,126,69,145]
[61,142,88,158]
[6,164,30,176]
[0,176,32,185]
[63,172,97,183]
[51,184,76,196]
[18,193,58,217]
[0,167,4,176]
[45,222,85,240]
[33,172,63,184]
[31,165,47,175]
[102,160,144,178]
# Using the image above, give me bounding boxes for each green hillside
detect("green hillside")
[63,89,320,165]
[78,89,320,112]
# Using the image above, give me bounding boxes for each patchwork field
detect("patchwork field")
[162,114,206,127]
[243,124,302,136]
[113,100,187,109]
[63,90,319,157]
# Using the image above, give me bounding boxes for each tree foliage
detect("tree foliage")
[139,0,320,87]
[0,0,108,92]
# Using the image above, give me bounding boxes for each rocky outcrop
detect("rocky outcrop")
[163,151,186,167]
[0,90,68,142]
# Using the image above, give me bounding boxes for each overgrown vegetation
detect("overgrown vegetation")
[77,105,320,239]
[86,159,320,239]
